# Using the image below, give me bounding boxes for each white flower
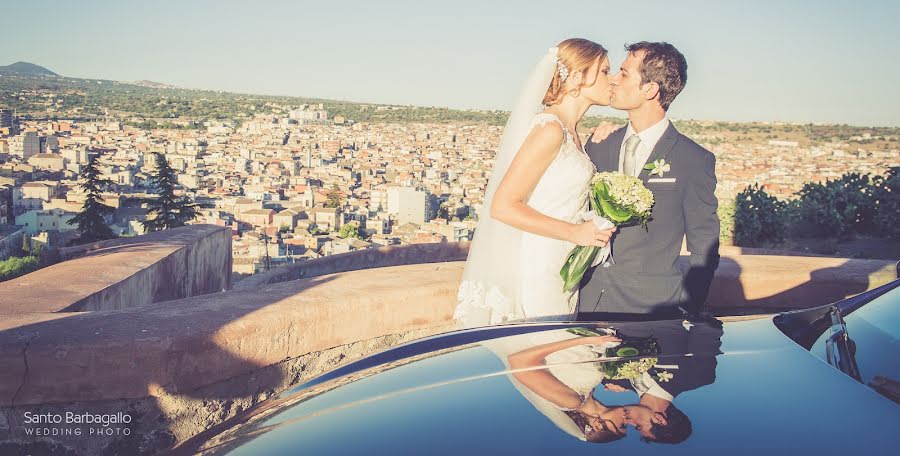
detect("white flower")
[646,159,671,177]
[656,371,674,382]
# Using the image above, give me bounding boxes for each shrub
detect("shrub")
[792,173,875,239]
[718,200,736,241]
[733,184,788,247]
[871,167,900,239]
[0,256,40,282]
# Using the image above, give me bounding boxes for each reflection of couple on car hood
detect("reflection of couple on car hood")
[484,319,722,444]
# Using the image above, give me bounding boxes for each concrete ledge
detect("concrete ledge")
[237,242,896,310]
[0,224,232,313]
[236,241,896,312]
[0,262,462,407]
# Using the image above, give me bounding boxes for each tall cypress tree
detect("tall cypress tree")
[141,152,201,232]
[67,153,116,243]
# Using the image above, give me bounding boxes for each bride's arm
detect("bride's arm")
[508,335,619,409]
[491,123,613,247]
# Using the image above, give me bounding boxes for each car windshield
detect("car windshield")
[811,283,900,402]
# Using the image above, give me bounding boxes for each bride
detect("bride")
[455,39,616,328]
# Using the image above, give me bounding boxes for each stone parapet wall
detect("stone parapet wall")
[0,224,232,313]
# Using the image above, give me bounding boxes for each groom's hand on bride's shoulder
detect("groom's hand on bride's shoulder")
[590,121,618,143]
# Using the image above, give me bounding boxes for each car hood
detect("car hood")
[174,317,900,455]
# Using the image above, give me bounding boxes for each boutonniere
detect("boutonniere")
[644,159,671,177]
[656,371,674,382]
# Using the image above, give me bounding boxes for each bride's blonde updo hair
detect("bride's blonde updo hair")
[543,38,608,106]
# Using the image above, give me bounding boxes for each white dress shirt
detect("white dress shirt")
[618,116,671,176]
[631,370,675,402]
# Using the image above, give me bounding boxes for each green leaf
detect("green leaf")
[599,197,632,223]
[592,180,634,223]
[644,163,655,170]
[560,246,599,292]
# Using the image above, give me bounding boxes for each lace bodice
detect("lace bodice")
[525,112,596,223]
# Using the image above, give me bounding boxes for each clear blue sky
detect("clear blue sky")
[3,0,899,126]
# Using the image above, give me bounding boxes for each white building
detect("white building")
[61,147,89,165]
[387,187,427,226]
[15,208,78,235]
[13,182,55,212]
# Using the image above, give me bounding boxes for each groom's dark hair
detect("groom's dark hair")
[646,404,692,444]
[625,41,688,111]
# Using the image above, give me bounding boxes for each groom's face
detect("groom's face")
[610,51,648,111]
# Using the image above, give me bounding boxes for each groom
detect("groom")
[578,42,720,319]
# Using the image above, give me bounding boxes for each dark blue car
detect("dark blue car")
[172,278,900,455]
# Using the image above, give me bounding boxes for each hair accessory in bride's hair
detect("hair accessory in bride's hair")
[556,59,569,82]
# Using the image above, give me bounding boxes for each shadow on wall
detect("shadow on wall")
[0,274,341,456]
[705,253,896,314]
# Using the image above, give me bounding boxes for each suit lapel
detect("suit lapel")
[638,123,681,182]
[600,127,626,172]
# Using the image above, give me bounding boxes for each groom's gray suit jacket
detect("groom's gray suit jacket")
[578,123,720,317]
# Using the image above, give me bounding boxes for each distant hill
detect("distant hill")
[0,70,514,126]
[0,61,58,76]
[132,80,179,89]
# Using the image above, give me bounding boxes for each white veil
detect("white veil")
[455,47,560,328]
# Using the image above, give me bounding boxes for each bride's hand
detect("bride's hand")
[589,121,619,144]
[569,222,616,247]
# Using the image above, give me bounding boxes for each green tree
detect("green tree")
[141,152,202,232]
[338,222,361,239]
[20,233,32,256]
[324,184,342,208]
[67,153,117,243]
[436,202,450,220]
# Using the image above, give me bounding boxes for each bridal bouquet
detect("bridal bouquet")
[560,172,654,292]
[565,327,660,380]
[600,335,660,380]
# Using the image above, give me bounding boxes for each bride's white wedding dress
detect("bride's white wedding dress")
[517,112,596,319]
[455,111,596,326]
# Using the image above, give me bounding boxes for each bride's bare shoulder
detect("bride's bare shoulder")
[524,115,565,153]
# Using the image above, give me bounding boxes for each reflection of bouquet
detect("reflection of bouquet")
[560,172,654,292]
[566,327,661,379]
[600,335,660,380]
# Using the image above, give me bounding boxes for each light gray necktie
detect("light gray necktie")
[622,134,641,177]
